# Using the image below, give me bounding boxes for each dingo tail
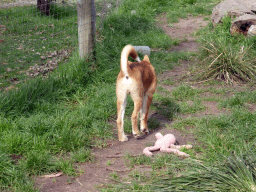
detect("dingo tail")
[120,45,141,78]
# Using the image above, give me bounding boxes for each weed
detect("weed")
[109,172,119,179]
[219,94,244,109]
[106,160,113,166]
[20,150,57,175]
[56,158,76,175]
[179,98,205,114]
[70,148,94,163]
[124,154,152,168]
[172,84,198,100]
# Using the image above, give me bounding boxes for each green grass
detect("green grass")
[108,92,256,191]
[99,0,256,190]
[0,0,183,190]
[0,3,78,89]
[150,109,256,191]
[172,84,202,100]
[152,94,180,120]
[219,90,256,109]
[151,151,256,191]
[179,98,205,114]
[1,0,256,191]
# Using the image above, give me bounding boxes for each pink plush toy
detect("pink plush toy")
[143,133,192,157]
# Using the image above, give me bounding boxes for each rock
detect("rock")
[6,68,13,72]
[131,10,136,15]
[247,25,256,36]
[243,0,256,12]
[230,14,256,36]
[133,46,151,56]
[211,0,255,24]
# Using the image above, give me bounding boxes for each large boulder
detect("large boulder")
[230,14,256,36]
[211,0,255,24]
[243,0,256,12]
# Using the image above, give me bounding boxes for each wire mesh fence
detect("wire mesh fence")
[0,0,120,91]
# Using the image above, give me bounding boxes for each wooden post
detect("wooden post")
[77,0,95,59]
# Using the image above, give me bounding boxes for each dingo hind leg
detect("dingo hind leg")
[116,86,128,142]
[130,89,143,138]
[140,81,156,134]
[140,94,152,134]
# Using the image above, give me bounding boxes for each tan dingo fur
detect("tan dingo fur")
[116,45,157,142]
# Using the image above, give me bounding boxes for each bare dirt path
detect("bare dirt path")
[36,15,213,192]
[156,13,208,52]
[36,124,193,192]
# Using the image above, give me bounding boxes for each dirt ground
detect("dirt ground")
[35,15,214,192]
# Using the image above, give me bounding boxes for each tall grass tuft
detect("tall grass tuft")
[196,17,256,83]
[152,150,256,191]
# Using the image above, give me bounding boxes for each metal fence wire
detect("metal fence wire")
[0,0,120,91]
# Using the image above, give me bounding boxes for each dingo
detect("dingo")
[116,45,157,141]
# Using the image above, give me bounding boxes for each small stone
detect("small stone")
[131,10,136,15]
[6,68,13,72]
[247,25,256,37]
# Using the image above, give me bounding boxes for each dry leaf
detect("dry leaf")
[6,68,13,72]
[42,172,63,178]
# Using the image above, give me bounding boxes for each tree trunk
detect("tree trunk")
[37,0,52,16]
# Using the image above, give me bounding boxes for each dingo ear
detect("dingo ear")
[143,55,150,62]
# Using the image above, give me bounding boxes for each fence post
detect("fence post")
[77,0,95,59]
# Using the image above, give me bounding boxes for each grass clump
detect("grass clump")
[127,108,256,191]
[196,17,256,83]
[219,94,244,109]
[0,151,36,191]
[152,151,256,192]
[171,84,200,100]
[179,98,205,114]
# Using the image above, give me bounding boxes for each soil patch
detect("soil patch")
[156,13,208,41]
[36,126,194,192]
[156,13,209,52]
